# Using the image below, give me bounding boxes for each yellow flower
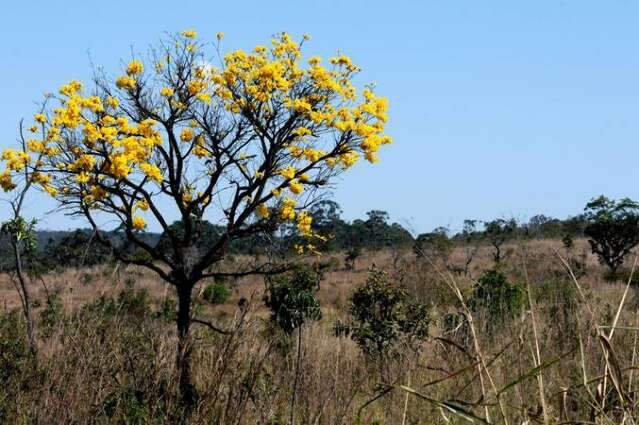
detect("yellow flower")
[34,113,46,124]
[44,186,58,197]
[180,127,195,142]
[76,172,91,184]
[256,203,270,218]
[296,211,313,235]
[196,93,211,103]
[59,80,83,96]
[0,170,16,192]
[308,56,321,66]
[116,76,136,90]
[289,179,303,194]
[26,140,45,153]
[1,149,30,171]
[140,163,163,183]
[292,127,312,137]
[132,215,146,230]
[303,148,324,162]
[339,151,359,168]
[187,80,206,95]
[136,199,150,211]
[105,96,119,108]
[126,60,143,76]
[280,197,296,220]
[160,87,174,97]
[181,29,197,39]
[106,154,131,179]
[278,166,296,180]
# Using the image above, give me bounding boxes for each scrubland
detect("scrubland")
[2,237,639,424]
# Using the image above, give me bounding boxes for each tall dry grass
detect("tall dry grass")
[1,238,639,424]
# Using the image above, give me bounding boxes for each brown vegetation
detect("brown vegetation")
[2,237,639,424]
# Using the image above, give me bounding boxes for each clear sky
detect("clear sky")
[1,0,638,234]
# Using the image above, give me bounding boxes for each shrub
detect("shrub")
[345,246,362,270]
[202,283,230,305]
[562,233,574,249]
[82,283,151,320]
[468,269,523,331]
[535,279,578,349]
[349,270,429,357]
[156,297,177,322]
[40,293,64,338]
[264,267,322,334]
[0,311,31,421]
[413,227,452,260]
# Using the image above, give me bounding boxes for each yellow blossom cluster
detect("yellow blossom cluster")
[1,30,391,243]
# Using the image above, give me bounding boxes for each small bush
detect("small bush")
[468,269,523,331]
[40,293,64,338]
[345,246,362,270]
[202,283,230,305]
[156,297,176,322]
[81,283,150,320]
[349,270,429,357]
[0,311,32,421]
[264,267,321,334]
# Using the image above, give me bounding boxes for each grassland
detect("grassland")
[1,237,638,424]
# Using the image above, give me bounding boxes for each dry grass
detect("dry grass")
[2,238,639,424]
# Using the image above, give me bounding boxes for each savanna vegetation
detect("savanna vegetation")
[2,30,639,425]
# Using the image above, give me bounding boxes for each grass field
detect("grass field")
[2,237,639,424]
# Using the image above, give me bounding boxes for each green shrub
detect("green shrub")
[40,293,64,338]
[0,311,32,421]
[345,246,362,270]
[99,386,149,424]
[349,270,429,357]
[202,283,230,305]
[264,267,321,334]
[468,269,523,331]
[535,279,578,349]
[81,283,150,320]
[156,297,176,322]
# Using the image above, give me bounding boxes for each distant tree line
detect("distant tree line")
[0,198,624,272]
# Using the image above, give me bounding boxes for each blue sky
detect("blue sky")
[1,0,638,233]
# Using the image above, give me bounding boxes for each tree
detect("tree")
[583,196,639,275]
[41,229,113,269]
[0,122,42,354]
[0,30,391,407]
[309,199,344,250]
[484,218,517,264]
[457,219,480,277]
[0,217,38,353]
[264,267,321,424]
[413,226,453,261]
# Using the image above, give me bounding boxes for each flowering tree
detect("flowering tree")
[0,30,391,405]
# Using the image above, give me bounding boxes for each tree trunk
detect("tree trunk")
[176,283,196,409]
[290,325,303,425]
[13,240,36,354]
